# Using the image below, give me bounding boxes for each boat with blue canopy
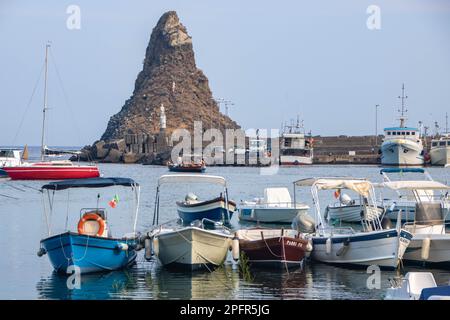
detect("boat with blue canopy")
[38,177,141,274]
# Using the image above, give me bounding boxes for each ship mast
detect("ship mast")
[446,112,449,134]
[40,43,50,161]
[398,83,408,128]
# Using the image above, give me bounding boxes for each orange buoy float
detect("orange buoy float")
[77,213,105,237]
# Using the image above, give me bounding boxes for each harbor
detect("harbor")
[1,2,450,304]
[1,159,450,299]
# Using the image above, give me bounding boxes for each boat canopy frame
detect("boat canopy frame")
[153,174,230,226]
[41,177,141,237]
[293,177,384,234]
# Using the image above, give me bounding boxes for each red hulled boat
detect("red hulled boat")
[236,228,312,268]
[2,161,100,180]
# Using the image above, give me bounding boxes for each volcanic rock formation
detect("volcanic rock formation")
[100,10,239,142]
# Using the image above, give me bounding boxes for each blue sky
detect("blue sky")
[1,0,449,146]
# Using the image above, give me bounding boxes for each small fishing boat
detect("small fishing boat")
[325,181,384,223]
[236,228,312,268]
[177,193,236,225]
[38,177,141,274]
[380,84,424,166]
[146,174,236,270]
[386,272,450,300]
[238,187,309,223]
[167,161,206,173]
[380,180,450,267]
[380,168,450,222]
[294,177,413,269]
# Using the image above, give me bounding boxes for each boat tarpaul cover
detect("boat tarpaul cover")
[295,178,372,198]
[264,188,292,207]
[42,177,138,191]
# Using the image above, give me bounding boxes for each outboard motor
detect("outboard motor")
[381,216,393,230]
[340,193,352,205]
[185,192,198,203]
[292,212,316,234]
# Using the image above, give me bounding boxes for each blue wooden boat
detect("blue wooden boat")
[154,174,235,225]
[176,195,236,225]
[38,177,141,274]
[40,232,137,274]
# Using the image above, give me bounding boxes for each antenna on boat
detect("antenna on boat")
[40,42,51,161]
[397,83,408,128]
[446,112,449,134]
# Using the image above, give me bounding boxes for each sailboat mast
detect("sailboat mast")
[40,43,50,161]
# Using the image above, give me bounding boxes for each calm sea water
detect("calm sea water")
[1,152,450,299]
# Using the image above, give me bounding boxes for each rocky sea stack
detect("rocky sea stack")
[81,11,240,163]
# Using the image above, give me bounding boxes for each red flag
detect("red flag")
[334,189,340,199]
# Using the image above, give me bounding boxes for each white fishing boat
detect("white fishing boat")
[279,117,313,165]
[146,174,236,270]
[380,84,424,166]
[385,272,450,300]
[238,187,309,223]
[294,178,412,269]
[380,168,450,222]
[430,133,450,166]
[380,180,450,266]
[324,181,384,223]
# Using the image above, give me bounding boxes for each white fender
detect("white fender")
[326,238,332,255]
[152,237,159,256]
[231,236,240,261]
[421,237,431,261]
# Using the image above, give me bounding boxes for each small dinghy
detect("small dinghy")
[167,162,206,173]
[386,272,450,300]
[236,228,312,269]
[38,177,141,274]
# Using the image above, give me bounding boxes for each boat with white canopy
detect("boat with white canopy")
[238,187,309,223]
[147,174,235,270]
[379,180,450,266]
[379,168,450,222]
[293,177,412,269]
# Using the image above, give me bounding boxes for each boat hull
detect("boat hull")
[176,198,236,224]
[403,234,450,266]
[238,206,309,223]
[40,232,137,274]
[326,205,384,223]
[279,155,313,165]
[311,229,412,269]
[239,234,309,268]
[3,165,100,180]
[380,139,424,166]
[153,227,232,270]
[429,146,450,166]
[385,203,450,222]
[168,165,206,173]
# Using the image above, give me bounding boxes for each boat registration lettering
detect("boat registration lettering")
[286,240,301,247]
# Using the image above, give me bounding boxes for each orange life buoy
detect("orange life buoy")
[77,213,105,237]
